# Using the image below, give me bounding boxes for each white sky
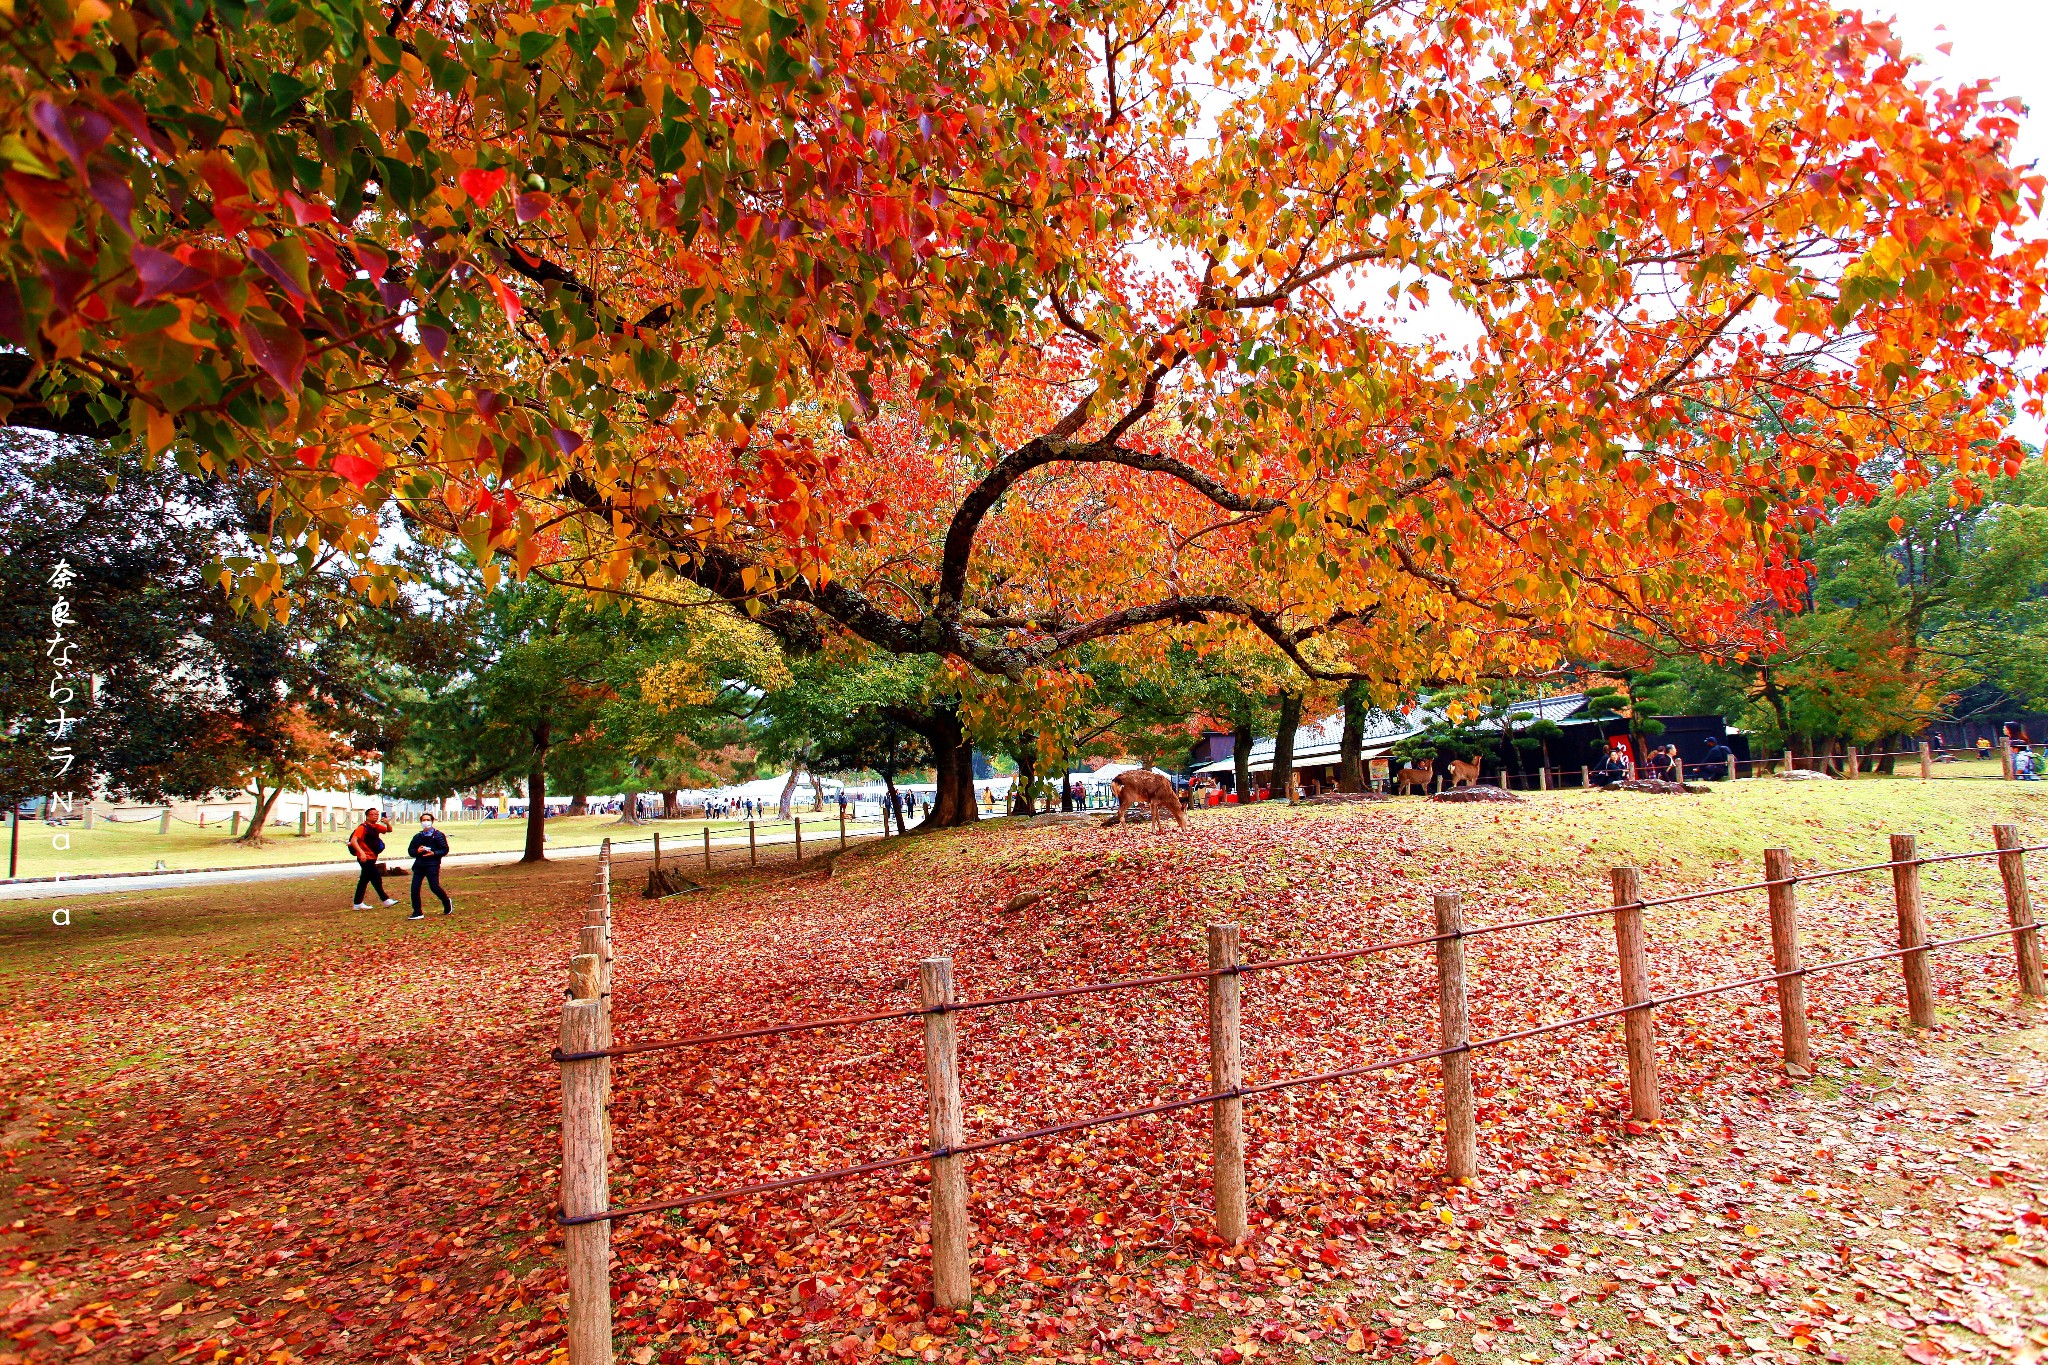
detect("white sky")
[1861,0,2048,444]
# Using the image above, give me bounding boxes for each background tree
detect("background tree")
[0,435,383,838]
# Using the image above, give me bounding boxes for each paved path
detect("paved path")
[0,827,889,902]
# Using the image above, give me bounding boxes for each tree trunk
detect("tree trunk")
[522,720,549,863]
[1269,692,1303,801]
[235,778,287,845]
[663,788,681,819]
[568,792,588,816]
[882,767,902,835]
[1232,722,1253,801]
[886,705,981,829]
[809,770,826,812]
[1010,736,1038,817]
[1338,684,1366,793]
[778,764,801,819]
[612,791,647,826]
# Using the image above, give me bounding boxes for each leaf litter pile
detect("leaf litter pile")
[3,795,2046,1365]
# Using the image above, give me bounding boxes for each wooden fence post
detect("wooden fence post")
[653,832,661,875]
[2002,738,2016,780]
[703,827,712,871]
[1433,892,1476,1182]
[1538,766,1549,792]
[1888,833,1937,1028]
[230,810,241,837]
[749,820,757,867]
[1580,764,1590,789]
[1993,824,2046,1000]
[1782,748,1795,776]
[1205,924,1248,1244]
[1763,848,1812,1074]
[1920,742,1933,780]
[795,816,803,862]
[1843,745,1859,779]
[1727,753,1738,782]
[559,990,613,1365]
[299,809,308,837]
[1609,867,1661,1123]
[159,808,171,834]
[919,958,972,1310]
[840,808,848,850]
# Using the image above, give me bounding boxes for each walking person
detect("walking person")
[350,809,397,910]
[406,812,452,918]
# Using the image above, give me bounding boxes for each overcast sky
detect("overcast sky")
[1872,0,2047,170]
[1866,0,2046,442]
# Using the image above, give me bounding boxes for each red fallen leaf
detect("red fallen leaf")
[460,167,509,203]
[1901,1344,1946,1364]
[1216,1350,1242,1364]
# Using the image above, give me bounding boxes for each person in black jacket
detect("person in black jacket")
[406,812,452,919]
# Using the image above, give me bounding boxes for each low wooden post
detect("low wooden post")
[1727,753,1738,782]
[159,808,171,834]
[1538,766,1549,792]
[919,958,972,1311]
[703,827,711,871]
[1205,924,1248,1244]
[652,832,661,875]
[1920,742,1934,780]
[840,808,848,850]
[1843,745,1859,779]
[559,988,613,1365]
[229,810,241,837]
[1888,833,1937,1028]
[1580,764,1590,789]
[298,809,308,837]
[1763,848,1812,1073]
[749,820,757,867]
[2002,738,2016,781]
[1782,748,1795,776]
[1433,892,1476,1182]
[1993,824,2046,1000]
[795,816,803,862]
[1609,867,1661,1123]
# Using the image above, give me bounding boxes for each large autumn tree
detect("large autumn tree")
[5,0,2045,821]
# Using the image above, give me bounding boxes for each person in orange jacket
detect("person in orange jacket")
[349,809,398,910]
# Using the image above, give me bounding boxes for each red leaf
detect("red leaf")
[332,447,381,489]
[3,171,73,253]
[238,311,307,392]
[459,168,509,204]
[88,167,134,236]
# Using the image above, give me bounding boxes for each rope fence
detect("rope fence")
[548,823,2048,1364]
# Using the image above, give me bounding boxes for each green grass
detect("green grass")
[2,810,879,879]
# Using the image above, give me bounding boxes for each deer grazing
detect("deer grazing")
[1102,769,1188,834]
[1392,758,1434,795]
[1446,756,1482,788]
